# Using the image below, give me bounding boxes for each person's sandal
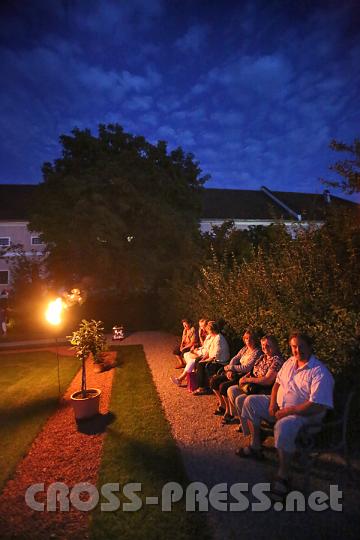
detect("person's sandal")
[269,477,290,500]
[221,415,240,425]
[235,446,264,460]
[214,407,225,416]
[193,388,211,395]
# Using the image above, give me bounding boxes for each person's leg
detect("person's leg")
[241,395,273,449]
[234,394,248,433]
[178,353,197,382]
[196,362,206,389]
[203,363,220,391]
[172,351,197,386]
[274,415,307,481]
[247,418,262,449]
[173,345,184,368]
[227,385,241,417]
[171,352,200,386]
[210,374,226,407]
[219,380,237,417]
[212,389,223,408]
[277,450,293,481]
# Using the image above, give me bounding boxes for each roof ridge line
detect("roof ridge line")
[261,185,302,221]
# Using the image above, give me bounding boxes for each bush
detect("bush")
[182,210,360,381]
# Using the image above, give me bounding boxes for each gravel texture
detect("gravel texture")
[1,334,359,540]
[121,332,360,540]
[120,332,268,539]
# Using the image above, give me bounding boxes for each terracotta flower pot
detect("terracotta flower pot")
[70,388,101,420]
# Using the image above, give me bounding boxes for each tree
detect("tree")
[0,245,48,331]
[30,124,208,294]
[323,138,360,193]
[201,220,289,266]
[187,209,360,379]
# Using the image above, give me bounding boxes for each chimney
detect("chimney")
[323,189,331,203]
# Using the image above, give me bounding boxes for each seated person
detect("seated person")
[193,321,230,395]
[173,318,197,368]
[238,332,334,498]
[211,329,262,423]
[197,318,208,347]
[227,335,284,430]
[171,321,213,386]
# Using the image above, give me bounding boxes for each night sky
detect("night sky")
[0,0,359,201]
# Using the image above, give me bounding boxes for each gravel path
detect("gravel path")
[121,331,360,540]
[0,350,116,540]
[1,334,358,539]
[121,331,268,540]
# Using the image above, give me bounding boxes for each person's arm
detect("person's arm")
[207,335,221,362]
[243,368,277,386]
[239,371,252,383]
[179,329,186,350]
[198,352,210,363]
[275,401,327,420]
[225,349,242,370]
[180,327,193,350]
[231,349,260,374]
[268,382,280,417]
[276,366,334,420]
[188,331,197,349]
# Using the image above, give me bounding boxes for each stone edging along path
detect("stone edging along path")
[0,349,116,540]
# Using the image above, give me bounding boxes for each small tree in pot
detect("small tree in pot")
[68,319,107,419]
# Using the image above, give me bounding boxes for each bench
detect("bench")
[260,389,356,491]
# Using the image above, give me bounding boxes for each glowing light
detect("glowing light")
[45,298,64,326]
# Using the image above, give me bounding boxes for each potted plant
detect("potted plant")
[67,319,107,420]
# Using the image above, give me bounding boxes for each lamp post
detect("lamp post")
[45,298,64,397]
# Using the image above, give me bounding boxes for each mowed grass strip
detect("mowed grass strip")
[0,351,79,490]
[91,345,210,540]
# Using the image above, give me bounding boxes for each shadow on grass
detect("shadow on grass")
[102,426,186,484]
[76,411,116,435]
[91,345,211,540]
[0,396,59,424]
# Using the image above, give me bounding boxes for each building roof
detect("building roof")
[201,186,359,222]
[201,188,285,220]
[0,183,358,223]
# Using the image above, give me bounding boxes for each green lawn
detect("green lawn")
[91,345,210,540]
[0,351,79,490]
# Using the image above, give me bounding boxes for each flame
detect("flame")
[45,298,64,326]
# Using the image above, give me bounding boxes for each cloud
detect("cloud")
[157,125,177,139]
[189,83,207,96]
[126,95,153,112]
[140,112,159,126]
[210,111,243,127]
[175,24,209,53]
[207,53,293,100]
[171,108,206,122]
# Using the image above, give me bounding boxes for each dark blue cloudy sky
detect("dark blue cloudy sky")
[0,0,359,201]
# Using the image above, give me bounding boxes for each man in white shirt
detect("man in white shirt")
[238,332,334,495]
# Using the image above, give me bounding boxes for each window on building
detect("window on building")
[31,236,43,245]
[0,270,9,285]
[0,237,10,247]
